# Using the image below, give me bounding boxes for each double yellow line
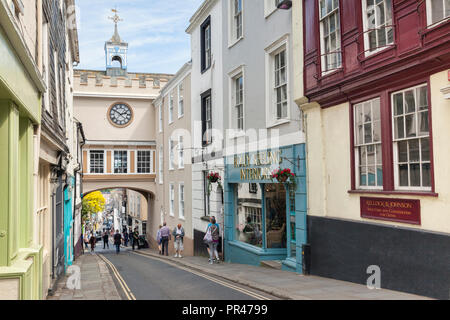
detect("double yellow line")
[132,251,271,301]
[98,254,136,300]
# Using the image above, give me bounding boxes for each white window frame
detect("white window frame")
[265,35,290,128]
[361,0,394,57]
[136,150,152,174]
[228,65,245,134]
[158,102,163,133]
[179,183,185,219]
[319,0,342,75]
[159,145,164,184]
[168,92,174,124]
[169,138,175,170]
[178,135,184,169]
[178,82,184,118]
[391,83,431,191]
[88,150,106,174]
[228,0,244,47]
[204,24,212,70]
[353,98,383,190]
[426,0,450,27]
[169,183,175,216]
[113,150,129,174]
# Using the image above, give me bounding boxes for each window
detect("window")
[203,171,210,216]
[114,150,128,173]
[178,83,184,118]
[178,135,184,169]
[169,183,175,216]
[354,98,383,188]
[319,0,342,73]
[169,92,174,124]
[231,0,243,43]
[169,138,175,170]
[159,145,164,184]
[137,150,151,173]
[249,183,258,194]
[236,183,262,247]
[89,150,104,174]
[158,103,163,132]
[427,0,450,26]
[201,17,211,72]
[235,75,244,130]
[363,0,393,54]
[265,0,282,16]
[179,183,185,219]
[274,50,288,120]
[392,84,431,190]
[201,90,212,146]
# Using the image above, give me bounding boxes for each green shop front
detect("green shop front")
[0,5,44,299]
[223,144,307,273]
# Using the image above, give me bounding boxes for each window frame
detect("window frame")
[426,0,450,28]
[169,183,175,217]
[168,92,174,124]
[229,0,244,47]
[136,150,152,174]
[361,0,394,57]
[201,89,213,146]
[391,83,432,192]
[318,0,342,75]
[158,102,163,133]
[203,171,211,217]
[178,82,184,118]
[349,80,436,196]
[113,150,129,174]
[169,138,175,170]
[179,183,185,219]
[201,16,212,73]
[228,65,245,133]
[88,150,105,174]
[178,134,184,169]
[159,145,164,184]
[265,35,290,128]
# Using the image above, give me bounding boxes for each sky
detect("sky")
[75,0,204,74]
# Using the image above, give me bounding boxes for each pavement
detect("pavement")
[47,248,121,301]
[137,249,431,300]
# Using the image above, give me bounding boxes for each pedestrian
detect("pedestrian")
[103,230,109,249]
[156,225,162,255]
[84,233,89,250]
[123,230,129,247]
[205,217,220,264]
[172,224,185,258]
[114,230,122,254]
[89,233,96,253]
[132,227,139,251]
[159,222,171,256]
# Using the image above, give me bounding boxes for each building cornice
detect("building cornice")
[73,92,157,100]
[84,140,156,147]
[185,0,218,34]
[154,61,192,106]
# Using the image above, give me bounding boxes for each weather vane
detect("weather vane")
[109,6,123,25]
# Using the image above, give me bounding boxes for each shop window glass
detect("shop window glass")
[236,183,262,247]
[265,183,287,249]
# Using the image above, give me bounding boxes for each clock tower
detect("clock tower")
[105,9,128,77]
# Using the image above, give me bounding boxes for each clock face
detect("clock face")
[109,103,132,127]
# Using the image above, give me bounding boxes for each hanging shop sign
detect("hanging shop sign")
[360,197,421,225]
[233,150,283,181]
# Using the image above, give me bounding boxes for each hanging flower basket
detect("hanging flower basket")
[207,172,222,195]
[271,168,297,189]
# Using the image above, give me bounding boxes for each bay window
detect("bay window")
[427,0,450,26]
[362,0,393,54]
[319,0,342,73]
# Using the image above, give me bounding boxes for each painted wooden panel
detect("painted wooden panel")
[106,151,112,173]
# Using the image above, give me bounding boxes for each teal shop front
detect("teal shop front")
[224,144,307,273]
[64,177,74,270]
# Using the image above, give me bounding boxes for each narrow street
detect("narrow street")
[98,247,276,300]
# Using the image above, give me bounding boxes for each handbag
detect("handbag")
[203,227,212,243]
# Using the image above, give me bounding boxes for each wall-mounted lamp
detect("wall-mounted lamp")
[277,0,292,10]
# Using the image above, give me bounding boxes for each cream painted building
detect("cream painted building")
[152,62,193,255]
[299,0,450,299]
[73,15,172,240]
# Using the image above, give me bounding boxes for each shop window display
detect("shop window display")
[236,183,263,247]
[265,183,287,249]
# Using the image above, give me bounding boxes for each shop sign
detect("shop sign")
[233,150,283,181]
[360,197,421,225]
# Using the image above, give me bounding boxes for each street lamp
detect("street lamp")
[277,0,292,10]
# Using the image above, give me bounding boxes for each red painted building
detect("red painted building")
[298,0,450,299]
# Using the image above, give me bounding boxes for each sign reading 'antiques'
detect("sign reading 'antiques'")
[360,197,421,225]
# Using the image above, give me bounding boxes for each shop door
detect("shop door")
[264,184,287,249]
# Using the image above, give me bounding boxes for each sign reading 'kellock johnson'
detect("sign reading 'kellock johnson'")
[234,150,283,180]
[360,197,421,225]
